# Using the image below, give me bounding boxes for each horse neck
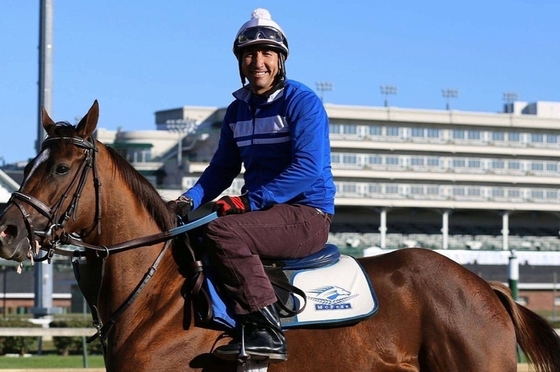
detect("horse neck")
[88,160,187,355]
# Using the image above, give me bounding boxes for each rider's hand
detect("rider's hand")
[213,195,250,216]
[167,195,193,218]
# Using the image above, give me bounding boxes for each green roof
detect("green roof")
[109,142,153,149]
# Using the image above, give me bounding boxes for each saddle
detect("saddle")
[194,243,379,330]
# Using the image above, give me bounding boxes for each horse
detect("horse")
[1,100,560,372]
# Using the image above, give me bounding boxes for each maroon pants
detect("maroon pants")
[205,204,332,314]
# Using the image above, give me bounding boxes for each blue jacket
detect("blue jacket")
[185,79,336,214]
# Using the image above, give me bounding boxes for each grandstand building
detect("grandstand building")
[2,100,560,313]
[139,100,560,253]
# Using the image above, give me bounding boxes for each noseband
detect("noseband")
[9,132,101,262]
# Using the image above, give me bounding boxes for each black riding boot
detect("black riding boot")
[214,304,287,363]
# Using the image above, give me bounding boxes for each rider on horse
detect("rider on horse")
[169,8,335,363]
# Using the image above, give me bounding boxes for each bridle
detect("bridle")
[9,133,101,263]
[7,129,215,350]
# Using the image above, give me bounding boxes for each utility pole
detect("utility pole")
[32,0,55,345]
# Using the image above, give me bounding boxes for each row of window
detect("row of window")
[330,124,560,145]
[180,176,560,205]
[335,182,560,202]
[331,153,560,173]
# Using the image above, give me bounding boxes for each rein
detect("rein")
[58,208,218,258]
[9,130,218,352]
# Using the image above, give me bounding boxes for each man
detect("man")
[169,8,335,363]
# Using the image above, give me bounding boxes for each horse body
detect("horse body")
[0,101,559,372]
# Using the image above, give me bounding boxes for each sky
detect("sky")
[1,0,560,164]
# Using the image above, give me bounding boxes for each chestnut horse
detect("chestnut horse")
[1,100,560,372]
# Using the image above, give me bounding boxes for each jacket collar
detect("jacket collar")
[233,82,285,104]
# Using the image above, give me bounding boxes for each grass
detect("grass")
[0,354,105,368]
[0,338,105,369]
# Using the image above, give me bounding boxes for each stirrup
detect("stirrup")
[238,323,249,363]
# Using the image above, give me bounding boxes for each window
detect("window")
[452,130,465,139]
[369,126,382,136]
[427,128,440,138]
[531,190,544,199]
[508,161,521,170]
[427,186,439,195]
[386,127,400,136]
[546,163,558,172]
[492,132,505,141]
[410,157,425,166]
[531,133,544,143]
[369,184,382,193]
[468,159,481,168]
[467,130,481,140]
[427,157,440,167]
[508,189,520,198]
[410,186,424,195]
[329,124,343,134]
[331,153,341,163]
[467,188,480,196]
[491,160,505,169]
[386,156,399,165]
[342,183,357,193]
[492,188,505,197]
[342,154,357,165]
[508,132,521,142]
[452,159,466,168]
[343,125,357,135]
[368,155,382,165]
[547,134,559,144]
[546,190,557,199]
[385,185,399,194]
[411,128,424,137]
[453,187,465,196]
[531,162,544,171]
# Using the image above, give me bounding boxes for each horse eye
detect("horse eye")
[55,164,70,175]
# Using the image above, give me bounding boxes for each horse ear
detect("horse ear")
[76,100,99,138]
[41,106,56,132]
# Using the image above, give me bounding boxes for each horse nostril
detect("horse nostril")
[0,225,17,244]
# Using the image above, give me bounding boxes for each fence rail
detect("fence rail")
[0,327,96,337]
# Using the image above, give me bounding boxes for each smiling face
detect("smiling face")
[240,47,280,95]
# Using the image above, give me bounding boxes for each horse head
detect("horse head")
[0,100,100,263]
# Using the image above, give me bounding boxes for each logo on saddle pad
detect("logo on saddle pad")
[306,285,359,311]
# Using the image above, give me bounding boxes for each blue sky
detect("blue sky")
[2,0,559,164]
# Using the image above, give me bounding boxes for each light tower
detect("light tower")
[315,82,334,103]
[166,118,197,168]
[380,85,398,107]
[442,88,459,110]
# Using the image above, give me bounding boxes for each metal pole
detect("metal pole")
[553,272,557,322]
[37,0,53,151]
[34,0,54,333]
[508,250,518,301]
[2,267,6,318]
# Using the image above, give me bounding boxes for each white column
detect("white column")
[441,211,449,249]
[379,209,387,249]
[502,212,510,251]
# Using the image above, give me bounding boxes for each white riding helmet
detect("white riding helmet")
[233,8,289,59]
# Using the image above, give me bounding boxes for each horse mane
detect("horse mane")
[104,146,175,232]
[49,123,175,232]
